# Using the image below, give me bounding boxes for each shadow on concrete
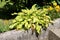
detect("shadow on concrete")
[48,31,60,40]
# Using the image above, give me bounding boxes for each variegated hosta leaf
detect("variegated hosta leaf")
[32,17,39,23]
[11,13,17,15]
[45,24,49,28]
[39,20,45,24]
[16,24,23,30]
[18,12,24,16]
[27,19,32,21]
[22,9,30,13]
[27,24,31,29]
[31,4,38,12]
[9,22,19,29]
[25,22,28,29]
[12,19,16,23]
[36,25,41,34]
[15,16,23,22]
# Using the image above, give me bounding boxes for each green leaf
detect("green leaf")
[0,0,10,8]
[25,22,28,29]
[27,24,31,29]
[16,24,23,30]
[9,22,19,29]
[31,4,38,11]
[36,25,41,34]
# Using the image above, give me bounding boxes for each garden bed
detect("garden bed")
[0,1,60,40]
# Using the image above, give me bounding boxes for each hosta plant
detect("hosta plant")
[9,4,51,34]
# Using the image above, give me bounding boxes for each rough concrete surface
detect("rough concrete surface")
[48,18,60,40]
[0,29,49,40]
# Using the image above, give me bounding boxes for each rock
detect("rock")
[0,29,48,40]
[48,18,60,40]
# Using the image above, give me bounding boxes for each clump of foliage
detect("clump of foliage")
[9,4,51,34]
[0,0,11,8]
[0,0,28,13]
[0,0,28,19]
[0,20,10,33]
[0,25,9,33]
[47,1,60,20]
[56,0,60,5]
